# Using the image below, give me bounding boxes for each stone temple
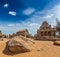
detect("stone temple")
[9,29,32,38]
[16,29,31,37]
[36,21,57,40]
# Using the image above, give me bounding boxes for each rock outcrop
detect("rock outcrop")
[16,29,32,38]
[6,36,34,53]
[9,29,32,38]
[54,41,60,46]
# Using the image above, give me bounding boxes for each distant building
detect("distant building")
[16,29,32,38]
[36,21,57,40]
[0,30,2,38]
[9,29,32,38]
[2,34,8,38]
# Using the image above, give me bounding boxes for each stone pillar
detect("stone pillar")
[52,31,55,36]
[47,31,48,36]
[51,31,54,36]
[50,31,52,36]
[39,32,41,36]
[42,31,43,36]
[40,31,43,36]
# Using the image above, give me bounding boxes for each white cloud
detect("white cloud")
[0,22,40,35]
[44,14,54,19]
[23,8,35,15]
[29,23,39,27]
[27,4,60,27]
[0,25,8,29]
[7,24,15,27]
[8,11,16,16]
[1,4,60,35]
[44,5,60,26]
[7,23,21,27]
[4,3,8,8]
[52,5,60,20]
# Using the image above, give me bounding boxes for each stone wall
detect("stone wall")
[35,21,57,40]
[9,29,32,38]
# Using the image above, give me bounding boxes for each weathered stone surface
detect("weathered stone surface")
[54,41,60,46]
[2,34,8,38]
[9,29,32,38]
[35,21,57,40]
[7,36,34,53]
[16,29,32,38]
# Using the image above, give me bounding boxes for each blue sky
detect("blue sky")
[0,0,60,35]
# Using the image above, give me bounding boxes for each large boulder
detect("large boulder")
[53,41,60,46]
[7,36,33,53]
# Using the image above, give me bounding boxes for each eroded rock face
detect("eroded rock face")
[16,29,32,38]
[6,36,34,53]
[8,29,33,38]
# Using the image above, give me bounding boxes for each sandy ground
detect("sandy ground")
[0,39,60,57]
